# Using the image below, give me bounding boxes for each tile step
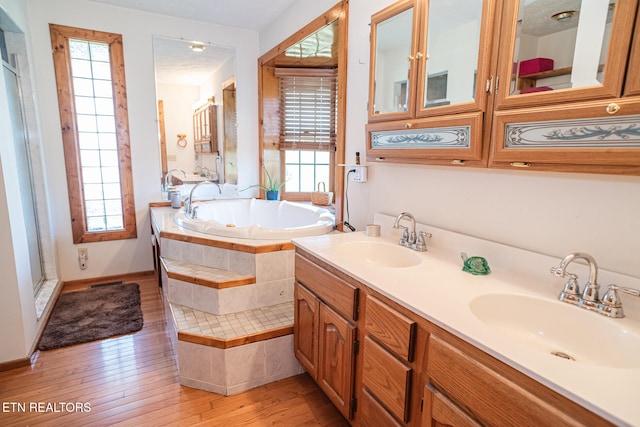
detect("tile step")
[161,257,256,289]
[169,301,294,349]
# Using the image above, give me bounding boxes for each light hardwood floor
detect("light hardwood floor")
[0,276,348,426]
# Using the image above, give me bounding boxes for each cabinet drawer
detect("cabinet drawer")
[359,389,403,427]
[362,335,412,423]
[427,334,597,427]
[295,253,359,321]
[364,295,416,362]
[423,384,482,427]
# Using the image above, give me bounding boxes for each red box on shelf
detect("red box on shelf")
[519,58,554,76]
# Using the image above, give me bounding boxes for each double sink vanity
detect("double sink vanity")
[292,213,640,426]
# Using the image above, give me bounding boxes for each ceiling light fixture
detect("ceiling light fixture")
[551,10,576,21]
[189,43,206,52]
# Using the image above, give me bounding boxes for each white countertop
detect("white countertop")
[292,213,640,426]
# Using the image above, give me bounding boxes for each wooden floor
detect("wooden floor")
[0,276,348,426]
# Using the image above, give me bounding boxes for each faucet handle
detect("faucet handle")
[413,231,432,252]
[397,225,409,246]
[557,272,581,305]
[599,284,625,318]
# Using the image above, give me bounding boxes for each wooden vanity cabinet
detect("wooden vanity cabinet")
[294,251,359,420]
[423,325,615,427]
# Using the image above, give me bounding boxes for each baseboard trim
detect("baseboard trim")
[0,356,32,372]
[62,270,154,291]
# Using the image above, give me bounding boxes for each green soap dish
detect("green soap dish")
[461,252,491,275]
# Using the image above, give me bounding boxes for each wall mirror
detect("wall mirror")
[371,5,414,115]
[152,36,237,185]
[509,0,615,95]
[421,0,483,109]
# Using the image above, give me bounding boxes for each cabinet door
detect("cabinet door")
[414,0,498,119]
[317,302,356,420]
[368,0,419,123]
[494,0,638,110]
[294,282,319,379]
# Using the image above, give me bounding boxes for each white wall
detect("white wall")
[25,0,259,281]
[262,0,640,279]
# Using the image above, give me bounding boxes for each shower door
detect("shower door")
[3,61,45,292]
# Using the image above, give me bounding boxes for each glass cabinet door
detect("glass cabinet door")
[368,0,418,122]
[415,0,495,118]
[494,0,638,110]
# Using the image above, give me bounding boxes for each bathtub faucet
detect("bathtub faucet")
[185,181,222,218]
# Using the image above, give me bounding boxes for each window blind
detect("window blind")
[277,68,337,150]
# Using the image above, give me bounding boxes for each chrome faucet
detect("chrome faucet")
[164,169,187,192]
[184,180,221,217]
[551,252,600,310]
[551,252,640,318]
[392,212,431,251]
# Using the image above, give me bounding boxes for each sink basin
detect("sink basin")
[333,241,421,268]
[470,294,640,369]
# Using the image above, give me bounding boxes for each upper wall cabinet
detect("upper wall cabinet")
[367,0,498,166]
[490,0,640,174]
[367,0,640,175]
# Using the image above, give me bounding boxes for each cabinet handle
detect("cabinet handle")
[510,162,531,168]
[416,52,424,60]
[405,123,413,129]
[407,55,414,62]
[451,159,465,165]
[606,103,620,115]
[494,75,500,94]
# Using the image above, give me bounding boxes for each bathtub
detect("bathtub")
[173,198,334,239]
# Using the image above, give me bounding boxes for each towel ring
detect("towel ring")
[177,134,187,148]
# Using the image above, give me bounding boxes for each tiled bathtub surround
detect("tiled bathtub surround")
[150,206,302,395]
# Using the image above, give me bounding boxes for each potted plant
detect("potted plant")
[242,167,286,200]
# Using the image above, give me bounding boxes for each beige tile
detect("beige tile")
[177,341,212,382]
[202,245,231,270]
[265,335,303,380]
[229,251,256,276]
[225,342,266,387]
[255,251,290,282]
[167,278,193,307]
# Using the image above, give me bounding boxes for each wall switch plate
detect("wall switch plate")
[78,248,88,270]
[351,166,367,183]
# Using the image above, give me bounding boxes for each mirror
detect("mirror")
[152,36,237,184]
[509,0,615,95]
[372,6,414,114]
[422,0,483,108]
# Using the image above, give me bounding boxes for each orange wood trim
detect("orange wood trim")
[177,326,294,349]
[49,24,137,244]
[158,100,168,178]
[0,357,32,372]
[158,230,295,253]
[148,201,172,207]
[62,271,154,291]
[160,258,255,289]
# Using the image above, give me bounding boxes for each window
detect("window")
[277,68,337,199]
[49,24,136,243]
